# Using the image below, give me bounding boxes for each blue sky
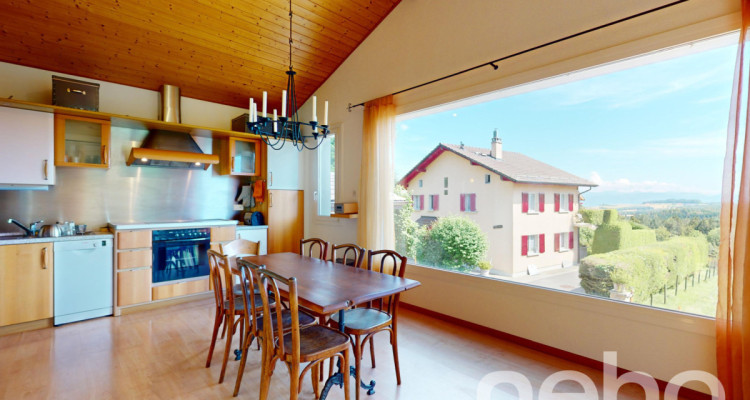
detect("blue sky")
[395,43,737,205]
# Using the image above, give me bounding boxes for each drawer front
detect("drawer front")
[210,226,236,243]
[117,249,152,270]
[117,230,152,249]
[117,269,152,306]
[152,279,209,300]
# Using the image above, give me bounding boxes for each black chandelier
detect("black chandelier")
[246,0,331,151]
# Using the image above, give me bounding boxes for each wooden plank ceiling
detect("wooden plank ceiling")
[0,0,400,110]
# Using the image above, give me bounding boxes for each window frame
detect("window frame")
[316,132,337,218]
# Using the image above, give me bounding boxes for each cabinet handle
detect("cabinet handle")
[43,159,48,180]
[269,192,273,207]
[67,88,86,95]
[231,156,235,172]
[42,247,47,269]
[102,145,108,165]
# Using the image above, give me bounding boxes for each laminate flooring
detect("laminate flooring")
[0,298,691,399]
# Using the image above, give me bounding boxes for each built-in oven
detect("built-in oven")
[152,228,211,284]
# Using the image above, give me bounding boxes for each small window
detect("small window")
[317,134,335,216]
[460,193,477,212]
[444,177,449,188]
[418,179,423,188]
[444,189,448,195]
[522,192,545,214]
[412,195,424,211]
[485,174,491,184]
[559,193,569,213]
[522,233,545,256]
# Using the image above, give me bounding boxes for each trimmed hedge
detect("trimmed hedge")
[581,209,605,225]
[591,210,656,254]
[579,236,709,301]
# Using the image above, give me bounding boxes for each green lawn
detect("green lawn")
[633,268,718,317]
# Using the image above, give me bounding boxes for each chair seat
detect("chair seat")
[282,325,350,361]
[258,309,316,332]
[330,308,392,332]
[224,296,248,312]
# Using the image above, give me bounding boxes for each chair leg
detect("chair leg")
[259,354,276,400]
[311,361,320,399]
[205,311,222,368]
[342,350,351,400]
[233,330,255,397]
[288,362,300,400]
[219,315,236,383]
[353,335,362,400]
[391,327,401,385]
[369,337,376,368]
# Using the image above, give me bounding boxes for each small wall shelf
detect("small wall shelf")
[330,213,358,219]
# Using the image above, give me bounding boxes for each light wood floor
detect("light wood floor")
[0,298,689,399]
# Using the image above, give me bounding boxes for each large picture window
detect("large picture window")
[393,36,734,318]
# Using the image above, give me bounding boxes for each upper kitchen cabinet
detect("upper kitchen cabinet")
[0,106,55,187]
[54,114,111,168]
[220,137,261,176]
[266,143,301,189]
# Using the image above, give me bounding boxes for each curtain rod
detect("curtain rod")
[347,0,689,112]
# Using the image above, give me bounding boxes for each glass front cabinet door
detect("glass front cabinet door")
[222,137,261,176]
[54,114,111,168]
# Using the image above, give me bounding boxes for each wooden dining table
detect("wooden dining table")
[236,252,421,399]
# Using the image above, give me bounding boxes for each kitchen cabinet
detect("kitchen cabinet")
[236,227,268,255]
[267,190,304,254]
[54,114,111,168]
[220,137,261,176]
[0,243,54,326]
[0,106,55,187]
[266,143,301,189]
[117,268,152,306]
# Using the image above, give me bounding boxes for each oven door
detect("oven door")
[152,237,210,284]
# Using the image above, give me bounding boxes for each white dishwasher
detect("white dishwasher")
[54,238,113,325]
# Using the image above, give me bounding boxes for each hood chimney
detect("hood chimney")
[490,129,502,159]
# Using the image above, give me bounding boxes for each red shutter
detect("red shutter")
[539,234,545,254]
[539,193,545,212]
[521,235,528,256]
[420,195,424,210]
[522,193,529,213]
[554,193,560,212]
[554,233,560,252]
[569,231,574,249]
[569,194,575,211]
[460,194,465,211]
[470,194,476,211]
[434,195,439,211]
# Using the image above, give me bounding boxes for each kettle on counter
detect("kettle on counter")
[39,224,64,237]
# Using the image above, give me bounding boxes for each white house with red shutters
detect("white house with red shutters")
[399,131,597,276]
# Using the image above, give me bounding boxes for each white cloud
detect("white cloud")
[588,171,716,194]
[399,123,409,131]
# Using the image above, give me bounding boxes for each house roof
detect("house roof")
[399,143,597,188]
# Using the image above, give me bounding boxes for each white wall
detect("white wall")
[300,0,739,392]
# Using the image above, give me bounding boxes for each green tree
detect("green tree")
[393,185,421,260]
[416,216,488,269]
[655,226,672,241]
[579,226,595,248]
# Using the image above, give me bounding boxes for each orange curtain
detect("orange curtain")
[717,1,750,398]
[358,95,396,251]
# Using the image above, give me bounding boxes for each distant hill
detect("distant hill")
[583,191,720,207]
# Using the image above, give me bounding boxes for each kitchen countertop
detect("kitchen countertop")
[236,225,268,230]
[107,219,239,230]
[0,232,114,246]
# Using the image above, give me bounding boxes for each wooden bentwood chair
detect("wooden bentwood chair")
[330,249,407,400]
[220,239,261,296]
[254,265,351,400]
[300,238,330,260]
[206,250,247,378]
[331,243,366,269]
[233,259,315,397]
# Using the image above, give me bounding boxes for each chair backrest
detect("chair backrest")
[209,249,237,310]
[300,238,329,260]
[236,258,262,337]
[367,249,407,314]
[255,267,302,364]
[220,238,260,257]
[207,249,227,312]
[331,243,365,269]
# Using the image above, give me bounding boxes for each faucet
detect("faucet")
[7,219,34,237]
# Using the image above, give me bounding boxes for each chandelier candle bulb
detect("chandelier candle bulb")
[312,96,317,122]
[249,98,254,119]
[282,90,287,118]
[262,91,267,117]
[273,109,278,132]
[324,101,328,126]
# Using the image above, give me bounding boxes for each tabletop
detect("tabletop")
[238,252,421,315]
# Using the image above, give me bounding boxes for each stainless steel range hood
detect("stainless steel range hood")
[126,130,219,170]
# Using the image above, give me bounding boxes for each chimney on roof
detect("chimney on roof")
[490,129,502,159]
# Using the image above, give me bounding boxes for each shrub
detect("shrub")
[579,236,709,302]
[478,261,492,270]
[707,227,720,248]
[581,208,605,225]
[591,210,656,254]
[579,226,595,248]
[655,226,672,241]
[394,185,421,260]
[416,216,488,269]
